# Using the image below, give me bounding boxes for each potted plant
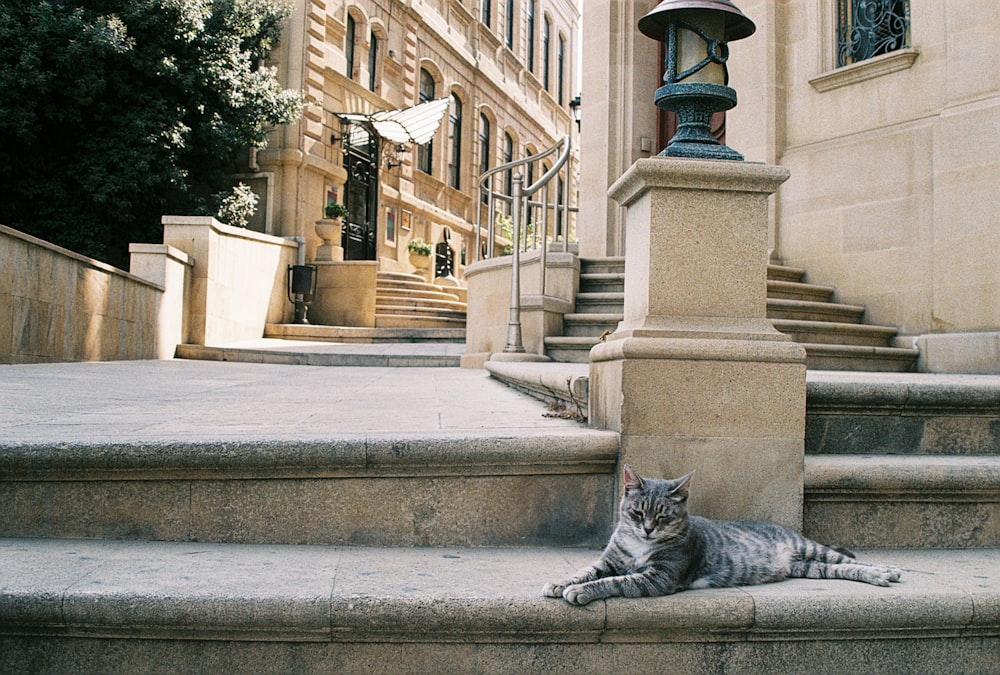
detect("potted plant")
[324,200,350,221]
[315,200,350,261]
[407,237,432,270]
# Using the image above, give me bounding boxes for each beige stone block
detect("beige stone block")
[621,435,804,528]
[0,481,191,540]
[311,262,377,327]
[614,353,806,439]
[0,293,13,363]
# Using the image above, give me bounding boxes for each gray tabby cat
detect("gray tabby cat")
[544,465,901,606]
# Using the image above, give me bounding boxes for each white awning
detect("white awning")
[338,97,450,146]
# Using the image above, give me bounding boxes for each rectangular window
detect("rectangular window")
[346,14,356,79]
[505,0,515,49]
[526,1,535,72]
[482,0,491,28]
[479,114,491,203]
[837,0,910,67]
[448,95,463,189]
[417,69,435,174]
[368,32,379,91]
[542,17,551,90]
[557,34,565,105]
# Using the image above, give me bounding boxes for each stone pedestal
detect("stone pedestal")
[590,158,805,528]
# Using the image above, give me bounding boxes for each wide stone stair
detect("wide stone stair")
[545,257,920,371]
[1,358,998,671]
[374,271,467,329]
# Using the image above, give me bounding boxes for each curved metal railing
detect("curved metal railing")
[475,136,576,353]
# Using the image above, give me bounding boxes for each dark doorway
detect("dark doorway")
[343,124,379,260]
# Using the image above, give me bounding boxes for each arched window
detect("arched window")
[346,14,356,80]
[479,114,491,203]
[417,68,435,174]
[448,94,463,189]
[542,16,551,91]
[368,31,380,91]
[526,1,536,72]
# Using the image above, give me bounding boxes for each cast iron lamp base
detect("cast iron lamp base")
[655,82,743,161]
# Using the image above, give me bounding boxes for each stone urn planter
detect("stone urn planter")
[314,217,344,261]
[407,238,433,273]
[316,201,349,261]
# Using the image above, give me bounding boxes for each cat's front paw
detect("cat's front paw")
[542,582,566,598]
[562,583,595,606]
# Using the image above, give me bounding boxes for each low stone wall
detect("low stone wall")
[462,249,578,367]
[0,225,165,363]
[162,216,297,345]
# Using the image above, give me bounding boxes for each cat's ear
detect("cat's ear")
[623,464,643,492]
[670,471,694,502]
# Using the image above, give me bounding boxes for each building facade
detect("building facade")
[249,0,579,281]
[579,0,1000,373]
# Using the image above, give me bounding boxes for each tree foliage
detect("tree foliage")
[0,0,302,266]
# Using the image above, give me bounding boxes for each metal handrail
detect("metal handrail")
[474,136,575,354]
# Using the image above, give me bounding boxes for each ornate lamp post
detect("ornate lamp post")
[638,0,756,160]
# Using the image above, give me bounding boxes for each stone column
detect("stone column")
[589,157,805,528]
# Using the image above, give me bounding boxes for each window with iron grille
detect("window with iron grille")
[837,0,910,67]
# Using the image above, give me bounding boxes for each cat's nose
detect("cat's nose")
[644,524,655,536]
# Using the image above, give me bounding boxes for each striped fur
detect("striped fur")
[543,465,901,606]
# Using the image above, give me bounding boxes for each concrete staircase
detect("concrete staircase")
[375,271,467,329]
[545,257,920,371]
[1,358,998,671]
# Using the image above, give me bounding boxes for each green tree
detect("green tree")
[0,0,302,266]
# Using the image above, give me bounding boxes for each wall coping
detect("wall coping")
[1,224,163,291]
[128,243,195,267]
[161,215,298,249]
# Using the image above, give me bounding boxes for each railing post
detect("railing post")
[504,172,526,353]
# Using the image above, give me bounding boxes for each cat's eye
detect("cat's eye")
[628,508,643,520]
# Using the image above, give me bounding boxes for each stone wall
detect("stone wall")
[161,216,298,346]
[0,225,164,364]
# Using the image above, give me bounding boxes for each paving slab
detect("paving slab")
[0,359,592,445]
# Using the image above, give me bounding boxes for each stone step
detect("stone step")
[767,298,865,323]
[542,336,600,363]
[579,272,624,293]
[263,324,466,343]
[375,294,468,312]
[767,263,807,283]
[544,335,918,372]
[0,431,618,548]
[806,371,1000,455]
[2,538,997,671]
[767,279,835,302]
[574,291,625,313]
[376,313,467,329]
[803,454,1000,548]
[376,285,462,303]
[562,313,622,337]
[801,343,919,371]
[175,340,464,367]
[772,319,899,347]
[578,256,625,275]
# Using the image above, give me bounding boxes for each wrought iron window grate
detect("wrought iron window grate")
[837,0,910,67]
